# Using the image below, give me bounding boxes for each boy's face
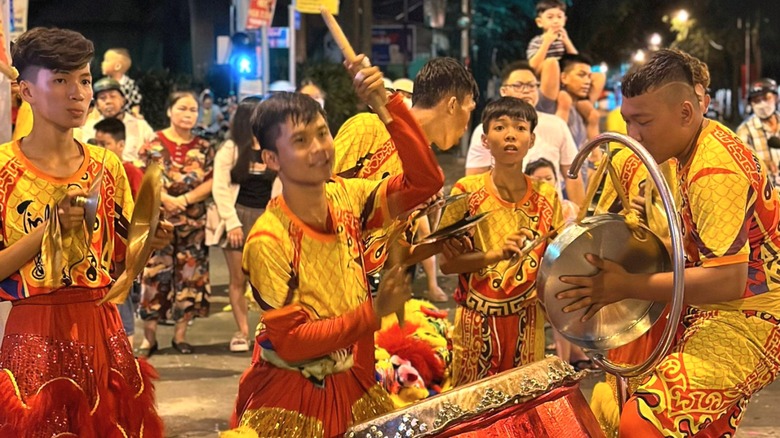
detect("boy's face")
[482,115,535,166]
[561,62,592,99]
[94,131,124,157]
[101,51,124,76]
[536,7,566,32]
[263,114,334,186]
[500,69,540,107]
[20,64,93,130]
[96,90,126,118]
[621,85,696,163]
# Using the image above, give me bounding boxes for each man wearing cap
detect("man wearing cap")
[737,78,780,184]
[392,78,414,108]
[81,77,155,162]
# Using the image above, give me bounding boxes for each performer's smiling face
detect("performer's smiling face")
[20,64,93,129]
[264,113,334,185]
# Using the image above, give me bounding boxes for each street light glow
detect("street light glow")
[649,33,662,47]
[599,62,609,73]
[633,50,646,63]
[238,56,252,74]
[675,9,689,23]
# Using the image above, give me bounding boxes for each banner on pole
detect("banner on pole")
[295,0,339,15]
[246,0,277,29]
[9,0,27,40]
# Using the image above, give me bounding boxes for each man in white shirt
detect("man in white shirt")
[82,78,156,162]
[466,61,585,204]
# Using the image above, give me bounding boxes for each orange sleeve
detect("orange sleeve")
[261,301,381,363]
[383,93,445,216]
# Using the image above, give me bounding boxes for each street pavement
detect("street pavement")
[144,151,780,437]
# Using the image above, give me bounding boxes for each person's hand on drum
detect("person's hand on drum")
[557,253,632,322]
[58,188,89,232]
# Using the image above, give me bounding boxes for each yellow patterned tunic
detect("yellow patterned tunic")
[333,108,406,275]
[0,141,133,299]
[439,172,562,386]
[232,177,395,437]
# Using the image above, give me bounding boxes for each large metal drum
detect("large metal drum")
[537,214,670,351]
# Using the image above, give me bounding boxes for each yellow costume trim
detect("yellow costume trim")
[131,360,145,398]
[1,369,27,409]
[220,426,260,438]
[351,384,394,424]
[238,407,324,438]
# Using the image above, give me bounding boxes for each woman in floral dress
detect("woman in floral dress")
[138,91,215,355]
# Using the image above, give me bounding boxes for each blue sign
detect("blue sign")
[268,27,289,49]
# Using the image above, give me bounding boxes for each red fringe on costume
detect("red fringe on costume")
[0,288,163,437]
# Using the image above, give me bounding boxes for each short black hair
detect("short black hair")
[524,158,556,178]
[500,61,538,84]
[94,117,126,142]
[559,53,593,73]
[622,49,695,99]
[12,27,94,82]
[481,96,538,132]
[536,0,566,16]
[412,57,479,109]
[251,92,327,153]
[166,90,199,110]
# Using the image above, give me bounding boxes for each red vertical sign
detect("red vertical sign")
[246,0,278,29]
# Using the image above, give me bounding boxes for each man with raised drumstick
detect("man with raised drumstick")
[226,58,445,436]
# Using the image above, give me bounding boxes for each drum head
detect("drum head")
[537,214,670,351]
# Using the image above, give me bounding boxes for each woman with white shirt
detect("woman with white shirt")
[209,96,274,352]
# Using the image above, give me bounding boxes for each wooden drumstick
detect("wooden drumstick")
[320,7,393,125]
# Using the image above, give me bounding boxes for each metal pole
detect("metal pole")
[289,1,296,86]
[459,0,470,157]
[229,0,235,35]
[460,0,469,66]
[745,17,751,94]
[403,0,409,75]
[261,26,270,93]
